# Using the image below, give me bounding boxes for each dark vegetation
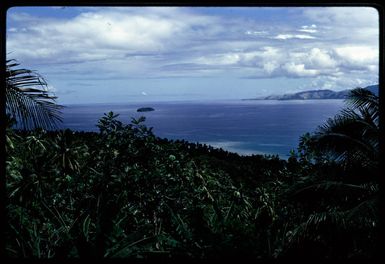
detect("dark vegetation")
[5,61,380,259]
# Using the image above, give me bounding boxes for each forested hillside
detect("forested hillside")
[5,88,379,259]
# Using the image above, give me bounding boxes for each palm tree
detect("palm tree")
[281,87,380,257]
[6,59,63,130]
[304,88,379,172]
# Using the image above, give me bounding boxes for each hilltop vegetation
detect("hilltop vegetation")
[5,88,379,259]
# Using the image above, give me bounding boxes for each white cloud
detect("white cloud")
[282,62,319,77]
[192,46,282,72]
[7,8,217,63]
[334,46,378,65]
[309,74,377,91]
[245,30,268,36]
[367,65,378,72]
[298,29,317,33]
[303,7,378,27]
[302,7,379,44]
[183,41,376,81]
[263,62,279,75]
[273,34,316,40]
[195,53,240,66]
[298,24,317,33]
[6,6,379,99]
[308,48,337,68]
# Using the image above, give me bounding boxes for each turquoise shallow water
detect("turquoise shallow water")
[60,99,345,159]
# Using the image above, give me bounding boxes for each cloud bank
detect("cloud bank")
[6,6,379,103]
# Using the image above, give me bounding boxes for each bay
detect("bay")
[60,99,345,159]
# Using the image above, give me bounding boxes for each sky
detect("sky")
[6,6,379,104]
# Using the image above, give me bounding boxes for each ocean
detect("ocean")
[60,99,346,159]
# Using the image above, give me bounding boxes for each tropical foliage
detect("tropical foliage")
[5,87,379,259]
[6,59,63,130]
[284,88,380,258]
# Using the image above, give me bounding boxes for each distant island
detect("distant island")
[244,84,378,101]
[137,107,155,112]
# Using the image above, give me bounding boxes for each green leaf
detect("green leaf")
[83,215,91,242]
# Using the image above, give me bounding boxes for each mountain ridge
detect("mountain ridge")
[244,84,379,101]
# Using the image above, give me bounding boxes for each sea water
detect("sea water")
[60,99,345,159]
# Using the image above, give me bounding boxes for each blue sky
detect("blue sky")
[6,6,379,104]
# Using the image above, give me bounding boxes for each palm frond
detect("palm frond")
[287,181,379,209]
[345,196,378,224]
[346,88,379,128]
[286,196,378,247]
[301,87,379,168]
[286,209,346,246]
[310,104,379,165]
[313,132,376,155]
[316,110,377,137]
[346,88,379,113]
[289,181,374,197]
[6,59,63,130]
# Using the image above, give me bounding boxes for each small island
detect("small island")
[137,107,155,112]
